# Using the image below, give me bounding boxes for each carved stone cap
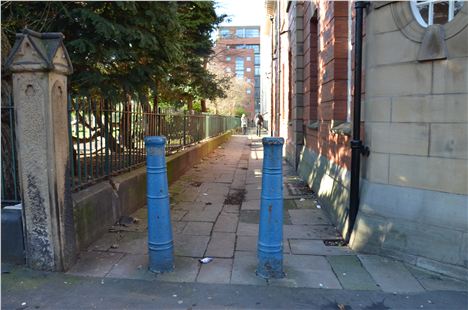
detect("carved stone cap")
[5,28,73,75]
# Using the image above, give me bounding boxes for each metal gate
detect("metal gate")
[1,93,21,207]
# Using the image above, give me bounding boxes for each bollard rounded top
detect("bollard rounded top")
[262,137,284,145]
[145,136,166,146]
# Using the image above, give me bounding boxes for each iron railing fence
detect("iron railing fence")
[68,95,240,191]
[1,95,21,207]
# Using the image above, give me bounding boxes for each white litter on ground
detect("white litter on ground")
[199,257,214,264]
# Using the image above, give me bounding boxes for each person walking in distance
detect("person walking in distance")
[241,113,248,135]
[255,112,264,136]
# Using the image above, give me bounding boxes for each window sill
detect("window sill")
[306,120,319,130]
[330,121,351,137]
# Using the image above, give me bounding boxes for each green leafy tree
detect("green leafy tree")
[2,1,226,107]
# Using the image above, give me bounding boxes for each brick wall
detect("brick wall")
[302,0,351,169]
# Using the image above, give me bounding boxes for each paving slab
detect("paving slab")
[230,178,246,189]
[236,235,257,252]
[181,205,222,222]
[222,204,240,214]
[288,209,331,225]
[172,201,208,211]
[172,221,188,234]
[170,210,187,221]
[87,232,124,252]
[195,192,227,204]
[289,239,354,255]
[130,207,148,219]
[174,235,210,257]
[215,172,235,183]
[182,222,214,236]
[239,210,260,224]
[283,238,291,254]
[358,255,425,293]
[106,254,154,281]
[241,199,261,210]
[213,212,239,233]
[406,265,468,292]
[175,189,199,202]
[245,177,262,185]
[238,208,291,225]
[206,232,236,258]
[236,235,290,254]
[283,199,299,210]
[111,217,148,233]
[231,251,267,286]
[156,256,200,283]
[284,225,341,239]
[245,184,262,192]
[236,222,259,236]
[269,255,342,289]
[197,258,233,284]
[327,255,379,290]
[108,232,148,255]
[244,190,261,201]
[294,198,318,209]
[67,251,124,277]
[200,183,231,196]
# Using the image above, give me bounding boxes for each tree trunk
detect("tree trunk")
[92,99,124,154]
[140,92,157,136]
[201,59,208,112]
[153,80,159,113]
[187,97,193,112]
[119,94,133,149]
[201,98,207,113]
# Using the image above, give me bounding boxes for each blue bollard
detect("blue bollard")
[145,136,174,273]
[257,137,285,279]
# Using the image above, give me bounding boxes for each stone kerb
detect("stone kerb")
[5,29,76,271]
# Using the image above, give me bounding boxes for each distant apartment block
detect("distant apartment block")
[213,26,261,118]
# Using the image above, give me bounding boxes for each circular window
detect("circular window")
[411,0,465,27]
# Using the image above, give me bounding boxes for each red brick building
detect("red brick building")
[213,26,261,119]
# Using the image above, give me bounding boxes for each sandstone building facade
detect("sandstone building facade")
[264,0,468,280]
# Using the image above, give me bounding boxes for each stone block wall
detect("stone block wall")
[352,2,468,280]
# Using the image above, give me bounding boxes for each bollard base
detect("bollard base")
[149,265,174,274]
[148,258,174,274]
[148,247,174,274]
[256,257,285,279]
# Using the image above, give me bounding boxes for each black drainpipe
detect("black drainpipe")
[346,1,370,244]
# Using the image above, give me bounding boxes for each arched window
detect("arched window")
[410,0,464,27]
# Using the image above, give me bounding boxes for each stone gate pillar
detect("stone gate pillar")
[5,29,76,271]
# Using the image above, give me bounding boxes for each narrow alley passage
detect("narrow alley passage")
[68,131,467,293]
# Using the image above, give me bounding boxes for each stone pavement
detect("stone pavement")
[67,129,468,294]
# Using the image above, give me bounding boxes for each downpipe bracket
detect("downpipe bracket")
[355,1,370,9]
[350,140,370,157]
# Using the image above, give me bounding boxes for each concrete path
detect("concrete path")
[3,267,468,310]
[65,129,467,295]
[2,129,468,309]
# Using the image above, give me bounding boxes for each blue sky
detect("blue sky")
[215,0,263,26]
